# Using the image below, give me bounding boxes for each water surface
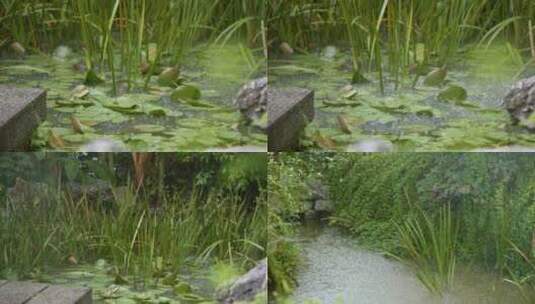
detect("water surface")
[290,222,526,304]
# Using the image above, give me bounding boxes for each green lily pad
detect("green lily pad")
[438,85,467,102]
[158,67,180,87]
[134,124,166,133]
[171,85,201,101]
[323,99,361,107]
[423,67,447,86]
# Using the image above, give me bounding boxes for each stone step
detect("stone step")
[0,86,47,151]
[0,281,92,304]
[267,87,314,151]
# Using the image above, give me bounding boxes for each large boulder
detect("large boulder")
[234,77,267,126]
[217,259,267,304]
[504,75,535,128]
[304,179,334,215]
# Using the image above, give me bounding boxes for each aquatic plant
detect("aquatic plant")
[269,0,534,92]
[504,240,535,304]
[396,202,458,294]
[0,0,265,92]
[0,166,266,281]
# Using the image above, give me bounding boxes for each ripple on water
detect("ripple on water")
[291,227,434,304]
[290,227,528,304]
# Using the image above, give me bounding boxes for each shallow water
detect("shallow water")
[269,44,535,151]
[19,258,250,304]
[289,222,526,304]
[0,43,266,151]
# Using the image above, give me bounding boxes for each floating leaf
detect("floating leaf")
[323,99,361,107]
[171,85,201,101]
[438,85,468,102]
[313,131,337,149]
[70,116,84,134]
[0,65,49,75]
[134,124,166,133]
[71,85,90,99]
[423,67,447,86]
[48,130,65,149]
[337,115,352,134]
[158,67,180,87]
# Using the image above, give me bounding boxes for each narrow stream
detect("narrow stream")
[290,218,526,304]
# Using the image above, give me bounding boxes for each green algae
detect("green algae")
[0,43,266,151]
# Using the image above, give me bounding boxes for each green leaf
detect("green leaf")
[438,85,468,102]
[171,85,202,101]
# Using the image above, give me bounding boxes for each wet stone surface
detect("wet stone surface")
[267,87,314,151]
[0,86,46,151]
[0,281,92,304]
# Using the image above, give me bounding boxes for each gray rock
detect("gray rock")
[218,259,267,304]
[346,139,394,152]
[307,179,328,201]
[503,75,535,128]
[0,86,47,151]
[234,77,267,124]
[314,199,334,213]
[304,179,333,214]
[267,87,315,151]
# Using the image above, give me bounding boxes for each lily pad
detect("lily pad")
[423,67,447,86]
[438,85,467,102]
[171,85,201,101]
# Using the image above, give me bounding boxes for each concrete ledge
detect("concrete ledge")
[267,87,314,151]
[0,86,47,151]
[0,281,92,304]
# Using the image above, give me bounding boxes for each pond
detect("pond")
[287,219,526,304]
[0,43,267,151]
[21,258,247,304]
[269,43,535,151]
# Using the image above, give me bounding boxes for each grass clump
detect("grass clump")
[396,202,458,294]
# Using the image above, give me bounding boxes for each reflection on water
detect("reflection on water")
[291,222,527,304]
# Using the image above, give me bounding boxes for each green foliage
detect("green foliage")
[322,153,535,294]
[272,154,535,296]
[269,0,534,92]
[396,203,458,294]
[0,153,266,280]
[0,0,265,91]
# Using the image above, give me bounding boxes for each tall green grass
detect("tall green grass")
[269,0,534,91]
[396,203,458,294]
[0,184,266,279]
[0,0,265,92]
